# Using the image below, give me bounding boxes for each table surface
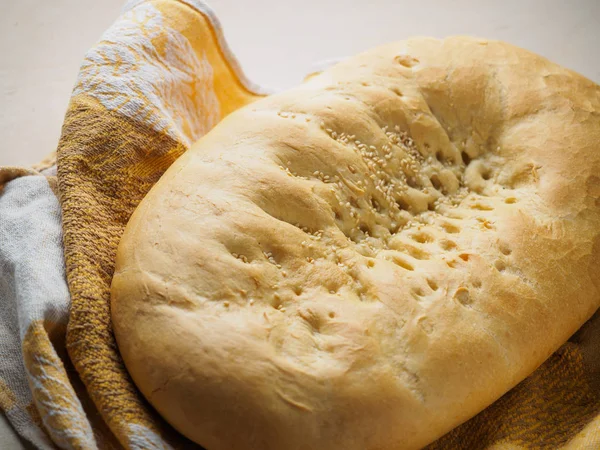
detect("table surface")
[1,0,599,167]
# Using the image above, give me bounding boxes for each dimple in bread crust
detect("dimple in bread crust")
[111,37,600,450]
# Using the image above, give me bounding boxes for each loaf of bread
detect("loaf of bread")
[111,37,600,449]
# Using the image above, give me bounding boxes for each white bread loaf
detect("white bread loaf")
[111,37,600,449]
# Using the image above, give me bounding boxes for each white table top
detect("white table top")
[1,0,599,167]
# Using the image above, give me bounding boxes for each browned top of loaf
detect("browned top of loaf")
[111,36,600,450]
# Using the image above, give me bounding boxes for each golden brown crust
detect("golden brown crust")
[111,37,600,450]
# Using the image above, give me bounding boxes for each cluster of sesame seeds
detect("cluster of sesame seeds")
[251,116,488,287]
[432,186,469,210]
[277,111,297,119]
[263,251,282,269]
[325,129,356,145]
[311,229,324,240]
[386,126,424,180]
[320,122,435,239]
[232,253,249,263]
[300,240,314,249]
[222,104,511,315]
[312,170,340,185]
[294,223,325,241]
[386,125,417,154]
[333,251,350,272]
[279,165,309,180]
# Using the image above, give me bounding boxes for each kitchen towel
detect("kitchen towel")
[1,0,598,448]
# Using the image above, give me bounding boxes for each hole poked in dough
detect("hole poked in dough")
[427,278,439,291]
[470,202,494,211]
[441,222,460,234]
[430,174,443,192]
[461,151,471,166]
[495,259,507,272]
[440,240,457,250]
[499,242,512,255]
[413,287,425,296]
[411,232,434,244]
[454,287,472,306]
[391,255,414,271]
[396,198,410,212]
[394,54,419,68]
